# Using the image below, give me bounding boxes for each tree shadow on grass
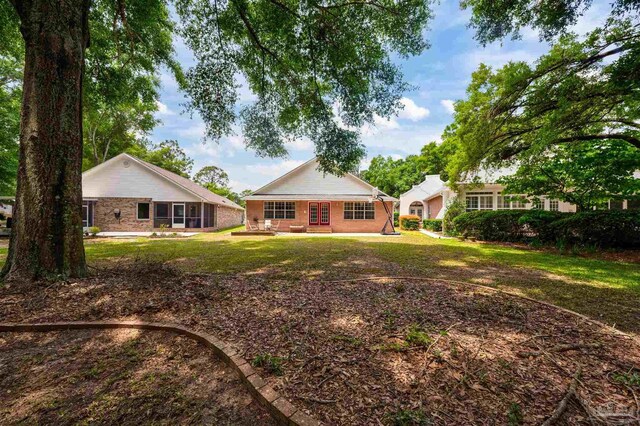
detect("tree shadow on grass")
[81,236,640,332]
[2,270,637,425]
[0,328,275,425]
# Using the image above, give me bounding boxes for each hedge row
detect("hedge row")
[452,210,640,248]
[423,219,443,232]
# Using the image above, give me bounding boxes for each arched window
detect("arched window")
[409,201,424,218]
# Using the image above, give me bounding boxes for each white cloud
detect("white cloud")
[226,134,245,150]
[229,179,254,193]
[285,138,314,152]
[398,97,430,121]
[236,73,259,104]
[185,142,220,159]
[155,101,175,116]
[461,46,539,72]
[440,99,456,114]
[361,125,445,154]
[177,122,207,138]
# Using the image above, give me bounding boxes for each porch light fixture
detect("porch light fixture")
[113,208,121,221]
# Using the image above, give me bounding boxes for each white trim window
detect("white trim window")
[82,203,91,227]
[512,199,527,209]
[549,200,559,211]
[497,195,511,210]
[531,198,544,210]
[496,193,529,210]
[465,192,493,211]
[344,202,374,220]
[137,202,150,220]
[608,199,624,210]
[264,201,295,219]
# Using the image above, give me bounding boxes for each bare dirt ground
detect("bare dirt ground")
[0,328,276,425]
[1,262,638,425]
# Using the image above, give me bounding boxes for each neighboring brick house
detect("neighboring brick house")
[244,158,398,233]
[82,153,244,232]
[400,169,640,220]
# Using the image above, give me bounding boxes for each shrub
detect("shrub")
[451,209,639,248]
[399,215,421,230]
[453,210,526,242]
[88,226,101,236]
[442,197,466,236]
[393,211,399,227]
[517,210,568,242]
[548,210,640,248]
[422,219,442,232]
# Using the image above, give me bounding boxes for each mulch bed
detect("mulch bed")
[0,328,276,425]
[1,261,639,425]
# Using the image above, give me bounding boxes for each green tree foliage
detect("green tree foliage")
[452,22,639,169]
[193,165,230,188]
[82,0,185,170]
[498,141,640,210]
[2,0,184,176]
[361,140,456,198]
[446,21,640,198]
[175,0,435,174]
[462,0,639,44]
[132,140,194,177]
[0,4,21,195]
[193,165,251,207]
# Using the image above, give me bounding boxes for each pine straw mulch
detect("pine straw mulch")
[1,261,639,425]
[0,328,276,425]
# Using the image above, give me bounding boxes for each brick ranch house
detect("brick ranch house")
[82,153,244,232]
[244,158,398,233]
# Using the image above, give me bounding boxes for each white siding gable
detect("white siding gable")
[256,159,373,195]
[83,156,200,201]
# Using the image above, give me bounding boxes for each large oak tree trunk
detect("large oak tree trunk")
[2,0,90,281]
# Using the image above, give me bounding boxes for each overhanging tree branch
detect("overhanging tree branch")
[554,133,640,149]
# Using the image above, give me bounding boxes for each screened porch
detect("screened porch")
[153,202,217,229]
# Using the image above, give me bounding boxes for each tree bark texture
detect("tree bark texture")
[2,0,90,280]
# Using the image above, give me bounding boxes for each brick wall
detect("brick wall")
[217,205,244,229]
[245,200,395,233]
[93,197,154,232]
[93,199,244,232]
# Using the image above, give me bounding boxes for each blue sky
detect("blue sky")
[150,0,609,192]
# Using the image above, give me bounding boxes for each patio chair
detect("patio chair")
[247,221,259,231]
[270,220,281,231]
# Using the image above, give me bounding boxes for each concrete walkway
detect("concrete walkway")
[419,229,453,239]
[276,232,402,238]
[96,231,199,238]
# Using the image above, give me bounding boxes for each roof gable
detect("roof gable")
[252,158,385,197]
[82,154,243,210]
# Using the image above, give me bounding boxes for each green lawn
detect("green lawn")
[1,228,639,332]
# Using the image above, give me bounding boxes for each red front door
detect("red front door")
[309,202,330,225]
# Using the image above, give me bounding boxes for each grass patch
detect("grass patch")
[385,409,432,425]
[612,370,640,388]
[507,403,523,425]
[251,353,284,376]
[331,334,363,346]
[405,324,432,347]
[2,230,639,331]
